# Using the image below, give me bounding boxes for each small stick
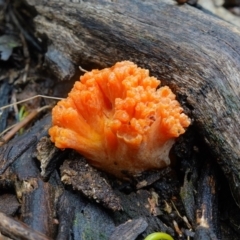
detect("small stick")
[0,95,63,111]
[20,32,30,83]
[171,200,192,230]
[0,106,50,147]
[79,65,88,73]
[10,91,19,121]
[0,211,51,240]
[182,215,192,230]
[173,220,183,237]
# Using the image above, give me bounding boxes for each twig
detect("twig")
[79,65,88,73]
[0,106,51,147]
[173,220,183,237]
[171,200,192,230]
[0,211,51,240]
[20,32,30,83]
[0,95,63,111]
[10,91,19,121]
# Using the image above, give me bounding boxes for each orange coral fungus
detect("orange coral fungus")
[49,61,190,177]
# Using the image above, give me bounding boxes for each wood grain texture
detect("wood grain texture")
[27,0,240,206]
[0,212,51,240]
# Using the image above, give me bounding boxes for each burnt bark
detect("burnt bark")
[60,157,122,211]
[0,80,11,133]
[195,163,219,240]
[25,0,240,207]
[109,217,148,240]
[0,115,59,238]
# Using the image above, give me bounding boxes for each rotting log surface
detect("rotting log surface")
[27,0,240,206]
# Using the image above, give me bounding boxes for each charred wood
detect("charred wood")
[195,163,219,240]
[19,176,59,238]
[136,168,172,190]
[10,115,51,179]
[60,157,122,211]
[71,198,115,239]
[56,190,86,240]
[34,136,67,181]
[0,135,37,175]
[0,115,60,238]
[109,217,148,240]
[0,81,11,133]
[180,169,197,225]
[113,189,175,238]
[56,189,116,240]
[0,194,20,216]
[25,0,240,208]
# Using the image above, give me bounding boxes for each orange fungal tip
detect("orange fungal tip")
[49,61,191,177]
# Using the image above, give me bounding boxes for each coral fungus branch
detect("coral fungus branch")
[49,61,190,177]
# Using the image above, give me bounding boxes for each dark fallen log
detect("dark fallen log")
[0,194,20,216]
[19,175,59,238]
[26,0,240,208]
[0,80,11,133]
[0,135,37,175]
[68,195,116,240]
[195,163,219,240]
[56,190,82,240]
[180,170,196,225]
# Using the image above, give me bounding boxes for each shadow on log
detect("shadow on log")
[26,0,240,207]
